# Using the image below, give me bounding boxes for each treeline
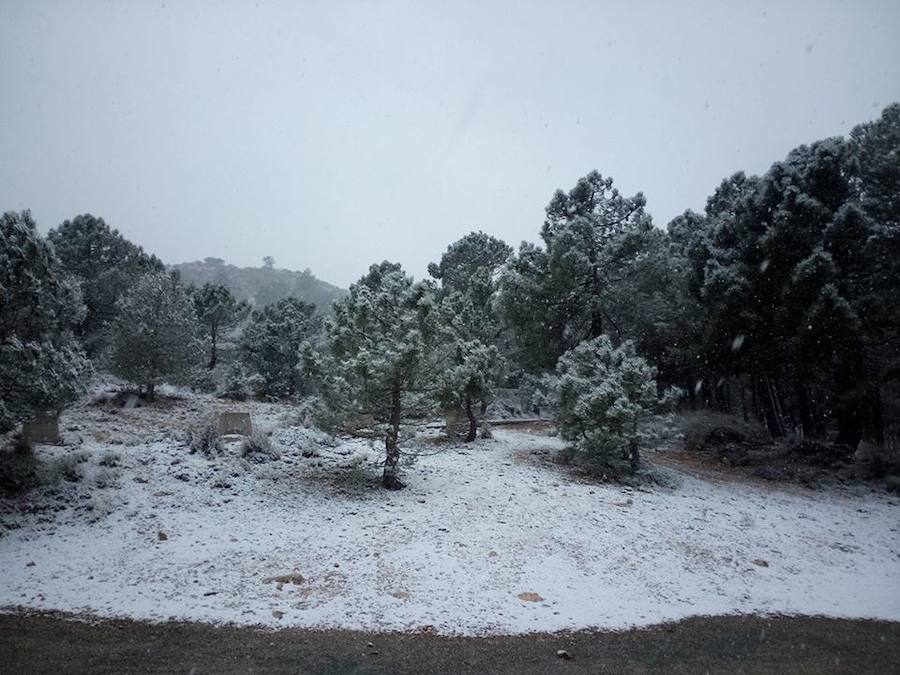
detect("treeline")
[1,104,897,488]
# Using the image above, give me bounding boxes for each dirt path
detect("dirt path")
[2,612,899,674]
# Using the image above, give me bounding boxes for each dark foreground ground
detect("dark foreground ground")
[2,612,899,674]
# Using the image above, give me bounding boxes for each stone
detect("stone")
[263,572,305,587]
[517,591,544,602]
[22,412,62,445]
[218,412,252,436]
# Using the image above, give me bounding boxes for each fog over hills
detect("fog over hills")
[172,257,345,311]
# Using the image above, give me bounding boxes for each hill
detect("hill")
[172,258,345,310]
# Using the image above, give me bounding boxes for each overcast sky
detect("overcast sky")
[2,1,899,287]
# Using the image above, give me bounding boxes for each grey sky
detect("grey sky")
[2,1,899,287]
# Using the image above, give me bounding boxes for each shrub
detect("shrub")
[98,450,121,467]
[187,418,224,456]
[0,447,38,494]
[93,466,119,489]
[219,363,251,401]
[240,430,280,463]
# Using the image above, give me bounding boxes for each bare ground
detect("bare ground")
[2,611,899,674]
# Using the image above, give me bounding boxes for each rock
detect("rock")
[556,649,573,660]
[157,531,168,541]
[263,572,305,586]
[517,592,544,602]
[26,561,35,567]
[271,610,284,619]
[751,558,768,567]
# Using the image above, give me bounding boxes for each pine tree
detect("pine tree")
[541,336,675,474]
[109,272,205,399]
[325,262,438,489]
[47,214,164,356]
[238,297,319,399]
[429,232,510,440]
[191,283,249,368]
[0,211,91,431]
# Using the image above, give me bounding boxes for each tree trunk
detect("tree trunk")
[740,379,749,422]
[757,376,784,437]
[628,436,640,473]
[795,381,816,438]
[464,394,477,443]
[382,379,405,490]
[145,382,156,401]
[833,356,866,450]
[867,384,885,447]
[834,412,864,449]
[588,309,603,340]
[208,329,218,369]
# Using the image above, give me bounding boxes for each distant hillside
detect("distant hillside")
[172,258,346,311]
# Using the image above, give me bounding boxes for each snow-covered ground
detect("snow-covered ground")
[1,393,898,635]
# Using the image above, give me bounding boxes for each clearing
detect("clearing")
[1,389,898,635]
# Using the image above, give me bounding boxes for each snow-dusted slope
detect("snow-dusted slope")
[1,399,898,635]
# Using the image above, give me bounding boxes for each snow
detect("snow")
[1,395,898,635]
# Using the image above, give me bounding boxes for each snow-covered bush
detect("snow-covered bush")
[93,466,119,489]
[190,367,218,393]
[39,451,90,486]
[541,336,680,475]
[240,430,280,463]
[187,418,224,456]
[219,363,252,401]
[98,450,122,467]
[85,493,116,522]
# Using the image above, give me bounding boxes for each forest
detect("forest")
[2,103,898,491]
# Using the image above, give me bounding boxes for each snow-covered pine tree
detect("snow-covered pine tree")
[429,232,511,441]
[325,261,438,489]
[47,213,164,356]
[542,336,678,475]
[191,283,249,369]
[435,334,503,442]
[498,172,669,374]
[0,211,91,431]
[109,272,205,399]
[238,297,319,399]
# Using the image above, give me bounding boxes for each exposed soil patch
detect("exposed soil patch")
[665,413,898,491]
[2,611,899,674]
